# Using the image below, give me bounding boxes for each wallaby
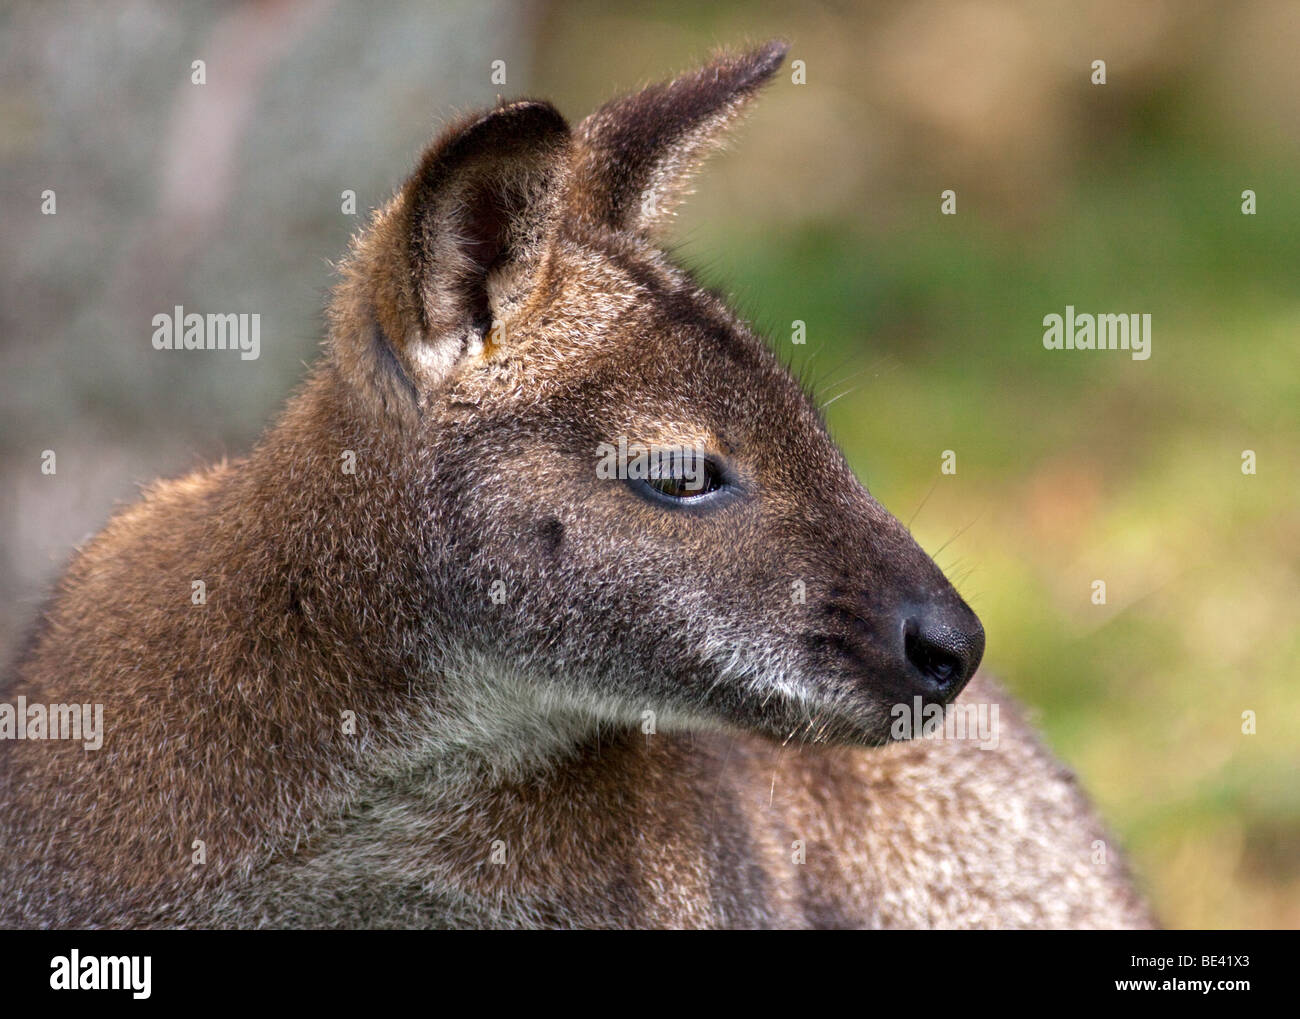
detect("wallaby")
[1,41,1152,929]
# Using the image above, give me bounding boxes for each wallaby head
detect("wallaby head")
[320,40,984,757]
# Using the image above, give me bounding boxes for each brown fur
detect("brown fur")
[0,41,1152,929]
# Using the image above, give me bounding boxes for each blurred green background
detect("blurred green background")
[2,1,1297,927]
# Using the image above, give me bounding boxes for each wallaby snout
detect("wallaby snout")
[793,487,985,743]
[854,508,985,704]
[901,605,985,700]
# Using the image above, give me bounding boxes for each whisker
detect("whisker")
[932,505,986,557]
[907,476,940,530]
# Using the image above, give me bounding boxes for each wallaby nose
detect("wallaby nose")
[902,612,984,701]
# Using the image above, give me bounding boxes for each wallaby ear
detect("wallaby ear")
[570,40,788,236]
[340,100,571,400]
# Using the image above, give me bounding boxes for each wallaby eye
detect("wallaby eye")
[638,451,730,504]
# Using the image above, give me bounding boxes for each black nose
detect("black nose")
[903,614,984,700]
